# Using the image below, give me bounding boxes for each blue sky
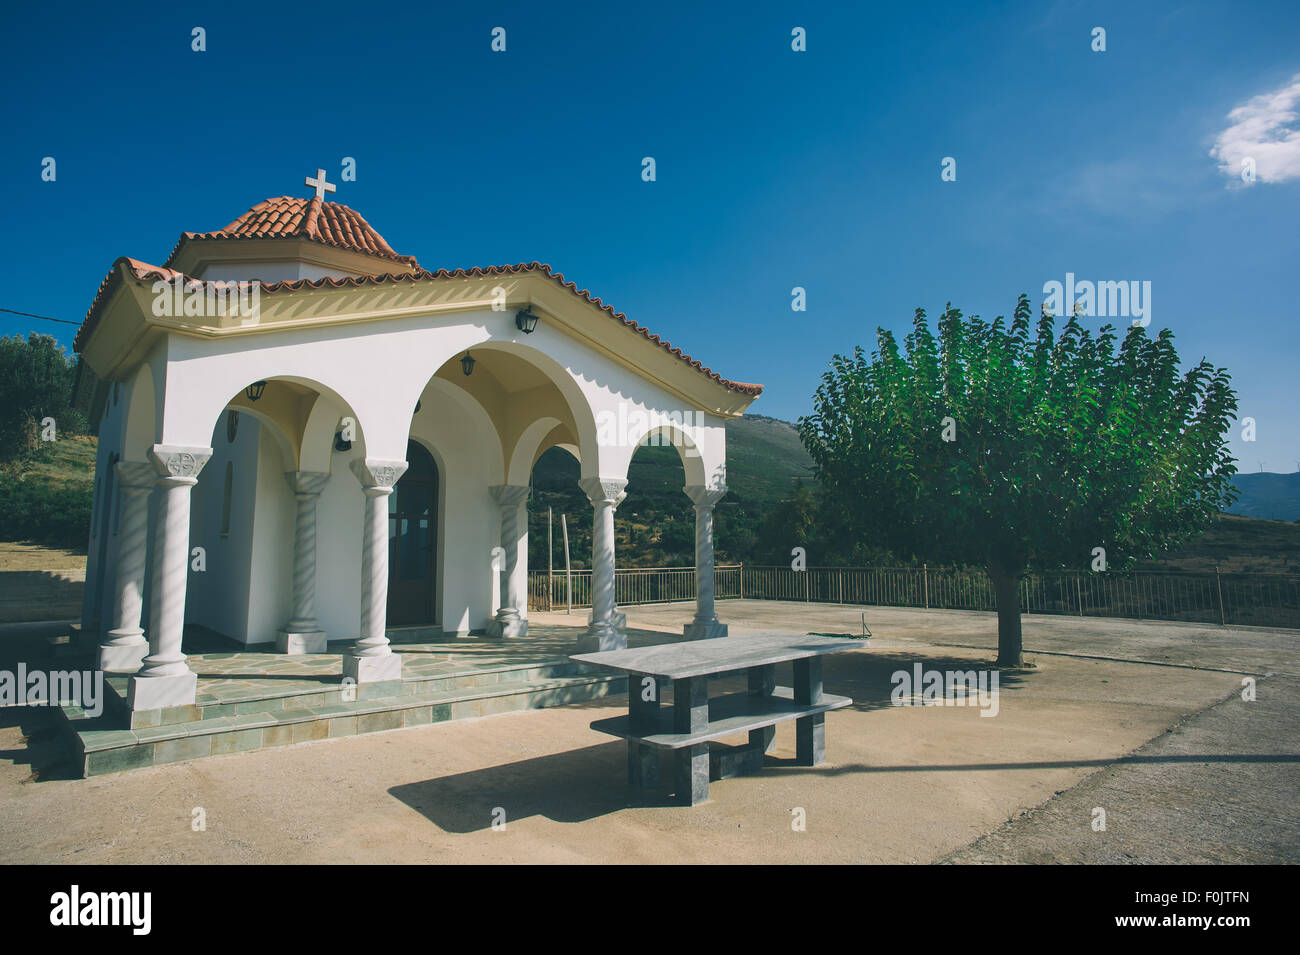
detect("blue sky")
[2,0,1297,471]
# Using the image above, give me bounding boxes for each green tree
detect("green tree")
[0,333,85,462]
[799,296,1239,665]
[757,479,820,563]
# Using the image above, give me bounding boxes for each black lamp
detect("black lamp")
[515,305,540,334]
[245,380,267,401]
[460,352,476,376]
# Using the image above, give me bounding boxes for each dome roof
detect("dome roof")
[164,196,419,270]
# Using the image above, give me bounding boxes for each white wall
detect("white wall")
[184,413,259,642]
[313,437,364,642]
[245,427,294,644]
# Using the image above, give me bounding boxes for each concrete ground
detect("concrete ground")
[0,600,1295,864]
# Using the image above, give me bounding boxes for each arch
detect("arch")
[461,339,601,479]
[408,376,506,482]
[625,422,709,488]
[507,416,563,486]
[167,366,371,466]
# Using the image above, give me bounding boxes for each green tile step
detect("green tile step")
[99,659,601,729]
[59,671,628,777]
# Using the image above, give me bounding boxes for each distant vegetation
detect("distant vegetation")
[0,335,94,548]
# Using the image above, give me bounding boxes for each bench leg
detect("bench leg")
[748,663,775,697]
[793,657,823,705]
[749,724,776,755]
[673,676,708,734]
[795,713,825,766]
[675,743,710,805]
[627,740,659,788]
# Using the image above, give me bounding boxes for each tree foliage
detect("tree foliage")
[798,296,1239,663]
[0,333,86,462]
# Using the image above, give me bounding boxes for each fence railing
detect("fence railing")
[527,564,1300,630]
[528,565,742,612]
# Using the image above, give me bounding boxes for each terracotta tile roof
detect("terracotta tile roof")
[76,258,764,397]
[163,197,420,270]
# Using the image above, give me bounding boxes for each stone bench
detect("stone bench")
[572,632,866,805]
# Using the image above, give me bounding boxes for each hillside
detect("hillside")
[527,414,815,569]
[0,433,97,552]
[1228,472,1300,522]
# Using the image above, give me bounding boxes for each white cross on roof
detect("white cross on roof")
[304,168,336,201]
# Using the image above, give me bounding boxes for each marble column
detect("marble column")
[97,461,157,673]
[487,484,531,638]
[577,477,627,652]
[345,458,407,683]
[276,471,331,654]
[127,445,211,712]
[683,485,729,640]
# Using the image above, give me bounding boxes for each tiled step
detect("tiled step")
[61,671,628,777]
[102,659,598,730]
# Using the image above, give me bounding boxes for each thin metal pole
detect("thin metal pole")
[1215,564,1225,626]
[561,513,572,614]
[923,563,929,609]
[547,505,553,611]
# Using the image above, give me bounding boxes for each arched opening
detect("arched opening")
[388,439,439,626]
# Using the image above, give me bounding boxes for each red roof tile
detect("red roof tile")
[164,196,420,270]
[75,258,764,397]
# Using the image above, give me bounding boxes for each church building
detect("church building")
[73,171,762,716]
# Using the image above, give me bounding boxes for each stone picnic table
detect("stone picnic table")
[571,632,867,805]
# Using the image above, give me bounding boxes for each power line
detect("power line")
[0,307,80,326]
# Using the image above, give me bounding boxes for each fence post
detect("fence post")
[1076,573,1083,616]
[739,563,744,600]
[838,568,843,604]
[923,563,929,609]
[1215,564,1225,626]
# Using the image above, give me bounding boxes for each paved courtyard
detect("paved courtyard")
[1,600,1295,864]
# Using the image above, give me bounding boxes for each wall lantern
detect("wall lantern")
[334,430,352,453]
[460,352,476,376]
[245,380,268,401]
[515,305,540,334]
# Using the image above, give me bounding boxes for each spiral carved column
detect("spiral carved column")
[276,471,331,654]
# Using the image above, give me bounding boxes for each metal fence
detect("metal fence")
[528,565,742,612]
[528,564,1300,629]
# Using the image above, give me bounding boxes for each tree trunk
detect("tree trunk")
[988,562,1024,667]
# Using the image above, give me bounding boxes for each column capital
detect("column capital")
[578,476,628,508]
[684,484,728,508]
[349,458,407,489]
[489,484,531,507]
[285,470,331,496]
[114,459,158,490]
[147,444,212,482]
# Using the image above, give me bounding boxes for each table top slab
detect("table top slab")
[570,632,867,680]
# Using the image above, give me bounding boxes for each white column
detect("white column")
[276,471,331,654]
[97,461,156,673]
[683,485,729,640]
[127,445,211,712]
[487,484,531,638]
[577,477,627,652]
[345,458,407,683]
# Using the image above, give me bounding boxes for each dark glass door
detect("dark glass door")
[387,440,437,625]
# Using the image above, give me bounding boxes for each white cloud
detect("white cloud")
[1210,74,1300,185]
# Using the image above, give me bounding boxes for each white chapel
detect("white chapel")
[73,171,763,714]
